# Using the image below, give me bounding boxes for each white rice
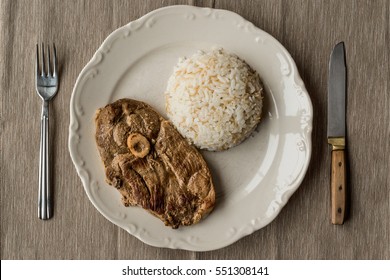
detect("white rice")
[165,48,263,151]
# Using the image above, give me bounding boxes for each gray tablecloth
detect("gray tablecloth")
[1,0,389,259]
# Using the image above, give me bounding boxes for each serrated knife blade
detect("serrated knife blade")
[327,42,347,225]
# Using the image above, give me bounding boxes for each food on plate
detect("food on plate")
[165,48,264,151]
[94,98,215,228]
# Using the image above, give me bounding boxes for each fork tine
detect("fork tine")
[47,44,51,76]
[53,43,57,77]
[41,43,45,76]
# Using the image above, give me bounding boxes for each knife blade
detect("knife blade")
[327,42,347,225]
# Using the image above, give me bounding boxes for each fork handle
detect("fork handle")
[38,101,52,219]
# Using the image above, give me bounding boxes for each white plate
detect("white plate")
[69,5,312,251]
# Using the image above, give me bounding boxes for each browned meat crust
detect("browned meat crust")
[94,98,215,228]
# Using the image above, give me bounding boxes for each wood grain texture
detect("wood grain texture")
[330,150,346,225]
[1,0,389,260]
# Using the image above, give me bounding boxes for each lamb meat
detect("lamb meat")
[94,98,215,228]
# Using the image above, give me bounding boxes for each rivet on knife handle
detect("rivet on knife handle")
[329,138,346,224]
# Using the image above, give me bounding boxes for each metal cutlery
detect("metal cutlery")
[327,42,347,225]
[35,43,58,220]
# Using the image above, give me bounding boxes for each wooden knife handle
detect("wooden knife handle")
[331,149,346,224]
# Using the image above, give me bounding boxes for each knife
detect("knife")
[327,42,347,225]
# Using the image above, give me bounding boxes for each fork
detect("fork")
[35,43,58,220]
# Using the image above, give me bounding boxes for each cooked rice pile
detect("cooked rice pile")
[165,48,263,151]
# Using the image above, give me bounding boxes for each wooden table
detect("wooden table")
[1,0,389,259]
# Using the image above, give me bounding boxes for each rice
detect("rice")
[165,48,264,151]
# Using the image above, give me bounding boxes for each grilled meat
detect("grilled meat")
[94,98,215,228]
